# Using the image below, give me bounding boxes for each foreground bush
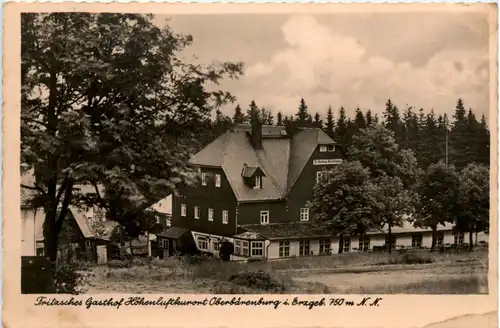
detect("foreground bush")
[228,270,286,293]
[54,262,89,294]
[380,252,434,265]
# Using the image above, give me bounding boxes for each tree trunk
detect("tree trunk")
[387,225,392,254]
[430,226,437,252]
[469,230,474,252]
[338,234,344,254]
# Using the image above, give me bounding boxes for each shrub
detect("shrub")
[54,262,89,294]
[228,270,286,292]
[108,260,131,268]
[390,252,434,264]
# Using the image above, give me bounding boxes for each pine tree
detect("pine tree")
[383,99,403,145]
[365,110,373,127]
[354,108,366,131]
[325,106,335,138]
[401,106,418,152]
[478,115,490,166]
[276,111,283,126]
[335,106,349,152]
[246,101,260,123]
[232,104,245,124]
[313,112,323,128]
[295,98,312,127]
[449,98,471,170]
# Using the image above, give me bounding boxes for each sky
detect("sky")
[155,11,491,122]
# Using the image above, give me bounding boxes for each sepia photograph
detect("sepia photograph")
[8,1,496,309]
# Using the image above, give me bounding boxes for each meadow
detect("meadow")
[83,247,489,294]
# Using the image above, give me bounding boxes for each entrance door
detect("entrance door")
[96,245,107,265]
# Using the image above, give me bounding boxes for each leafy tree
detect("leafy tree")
[348,124,420,189]
[295,98,312,127]
[454,164,490,251]
[232,104,245,124]
[414,161,460,251]
[310,161,379,245]
[325,106,335,138]
[21,13,242,264]
[371,175,414,253]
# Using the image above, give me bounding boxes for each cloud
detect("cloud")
[239,15,489,119]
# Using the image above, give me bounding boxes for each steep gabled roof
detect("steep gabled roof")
[189,124,336,202]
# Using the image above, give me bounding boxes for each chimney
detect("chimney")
[251,112,263,149]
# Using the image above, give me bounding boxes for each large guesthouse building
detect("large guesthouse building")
[168,121,488,260]
[171,120,344,260]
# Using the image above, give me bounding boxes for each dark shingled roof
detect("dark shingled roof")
[239,222,333,240]
[189,124,335,202]
[157,226,190,239]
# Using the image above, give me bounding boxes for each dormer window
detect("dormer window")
[254,176,262,189]
[241,164,266,189]
[201,172,207,186]
[327,144,335,152]
[319,145,327,152]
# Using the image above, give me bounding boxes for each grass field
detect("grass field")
[84,248,489,294]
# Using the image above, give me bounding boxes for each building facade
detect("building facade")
[168,122,489,260]
[171,122,347,259]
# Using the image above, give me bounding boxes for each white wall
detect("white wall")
[21,208,44,256]
[149,195,172,214]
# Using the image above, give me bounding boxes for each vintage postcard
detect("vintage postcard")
[3,2,498,328]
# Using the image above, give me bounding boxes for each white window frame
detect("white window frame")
[299,240,310,256]
[327,144,335,152]
[454,232,464,245]
[319,239,331,254]
[208,208,214,221]
[198,237,208,251]
[156,216,160,224]
[358,236,370,251]
[215,174,221,187]
[319,145,327,152]
[166,217,171,227]
[300,208,310,221]
[242,240,249,256]
[254,175,262,189]
[343,238,351,253]
[181,204,187,217]
[412,234,423,248]
[251,241,264,257]
[222,210,229,224]
[201,172,207,186]
[260,211,269,224]
[234,240,242,255]
[212,239,220,252]
[194,206,199,219]
[279,241,290,257]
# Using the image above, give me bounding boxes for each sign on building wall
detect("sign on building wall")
[313,159,343,166]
